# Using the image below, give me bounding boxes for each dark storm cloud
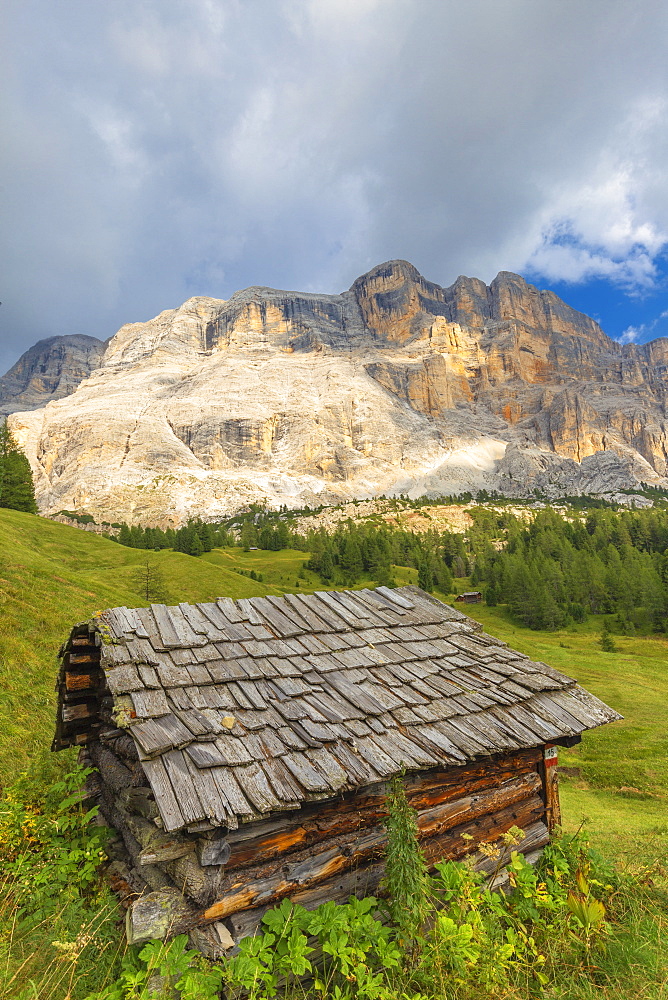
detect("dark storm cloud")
[2,0,668,371]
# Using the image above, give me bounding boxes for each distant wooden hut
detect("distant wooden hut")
[52,586,620,956]
[455,592,483,604]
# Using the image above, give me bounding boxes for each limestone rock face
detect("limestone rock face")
[0,335,107,419]
[8,261,668,524]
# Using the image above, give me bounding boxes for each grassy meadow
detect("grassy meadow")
[0,509,280,783]
[0,507,666,999]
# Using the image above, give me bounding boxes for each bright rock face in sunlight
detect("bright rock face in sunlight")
[8,260,668,525]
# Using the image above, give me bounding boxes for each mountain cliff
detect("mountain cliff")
[0,334,107,419]
[7,261,668,524]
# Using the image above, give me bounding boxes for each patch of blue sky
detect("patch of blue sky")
[546,271,668,345]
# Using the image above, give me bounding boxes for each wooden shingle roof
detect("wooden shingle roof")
[58,586,621,832]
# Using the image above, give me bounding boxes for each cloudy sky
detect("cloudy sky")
[2,0,668,372]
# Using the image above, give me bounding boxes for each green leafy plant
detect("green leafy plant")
[89,935,225,1000]
[223,896,401,999]
[0,758,121,999]
[380,773,430,952]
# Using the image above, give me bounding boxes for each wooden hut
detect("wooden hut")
[52,586,620,956]
[455,592,483,604]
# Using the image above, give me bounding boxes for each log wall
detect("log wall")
[199,748,549,944]
[90,737,554,955]
[52,625,104,750]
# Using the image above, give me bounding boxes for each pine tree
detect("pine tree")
[259,526,274,550]
[599,620,617,652]
[240,521,256,551]
[0,421,38,513]
[340,535,363,581]
[198,521,214,552]
[187,529,203,557]
[118,523,132,546]
[435,560,453,594]
[320,548,334,580]
[417,561,434,592]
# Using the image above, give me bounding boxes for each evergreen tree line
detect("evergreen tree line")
[304,522,456,592]
[471,507,668,632]
[115,519,234,556]
[113,499,668,634]
[0,421,37,514]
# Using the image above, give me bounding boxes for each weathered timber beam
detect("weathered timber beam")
[71,636,95,647]
[102,730,140,763]
[138,842,195,866]
[88,742,134,793]
[118,786,159,822]
[65,671,103,692]
[198,835,231,867]
[225,763,542,871]
[541,746,562,831]
[231,772,539,886]
[200,784,544,923]
[224,748,540,847]
[421,794,545,866]
[67,653,99,667]
[98,784,144,862]
[97,784,213,905]
[62,700,97,723]
[417,771,541,837]
[123,812,195,866]
[206,861,388,945]
[404,748,541,805]
[166,852,223,907]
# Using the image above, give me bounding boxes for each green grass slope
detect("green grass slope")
[463,603,668,866]
[0,511,281,783]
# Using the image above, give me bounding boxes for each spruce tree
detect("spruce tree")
[320,548,334,580]
[417,561,434,592]
[118,523,132,546]
[340,535,363,580]
[198,521,214,552]
[187,530,203,557]
[599,620,617,652]
[0,421,37,513]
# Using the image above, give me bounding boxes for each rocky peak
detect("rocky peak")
[351,259,448,344]
[7,259,668,524]
[0,334,106,419]
[103,297,225,368]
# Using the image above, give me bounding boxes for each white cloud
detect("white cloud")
[617,308,668,344]
[2,0,668,370]
[618,326,642,344]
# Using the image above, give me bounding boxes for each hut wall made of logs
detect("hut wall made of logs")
[52,586,621,957]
